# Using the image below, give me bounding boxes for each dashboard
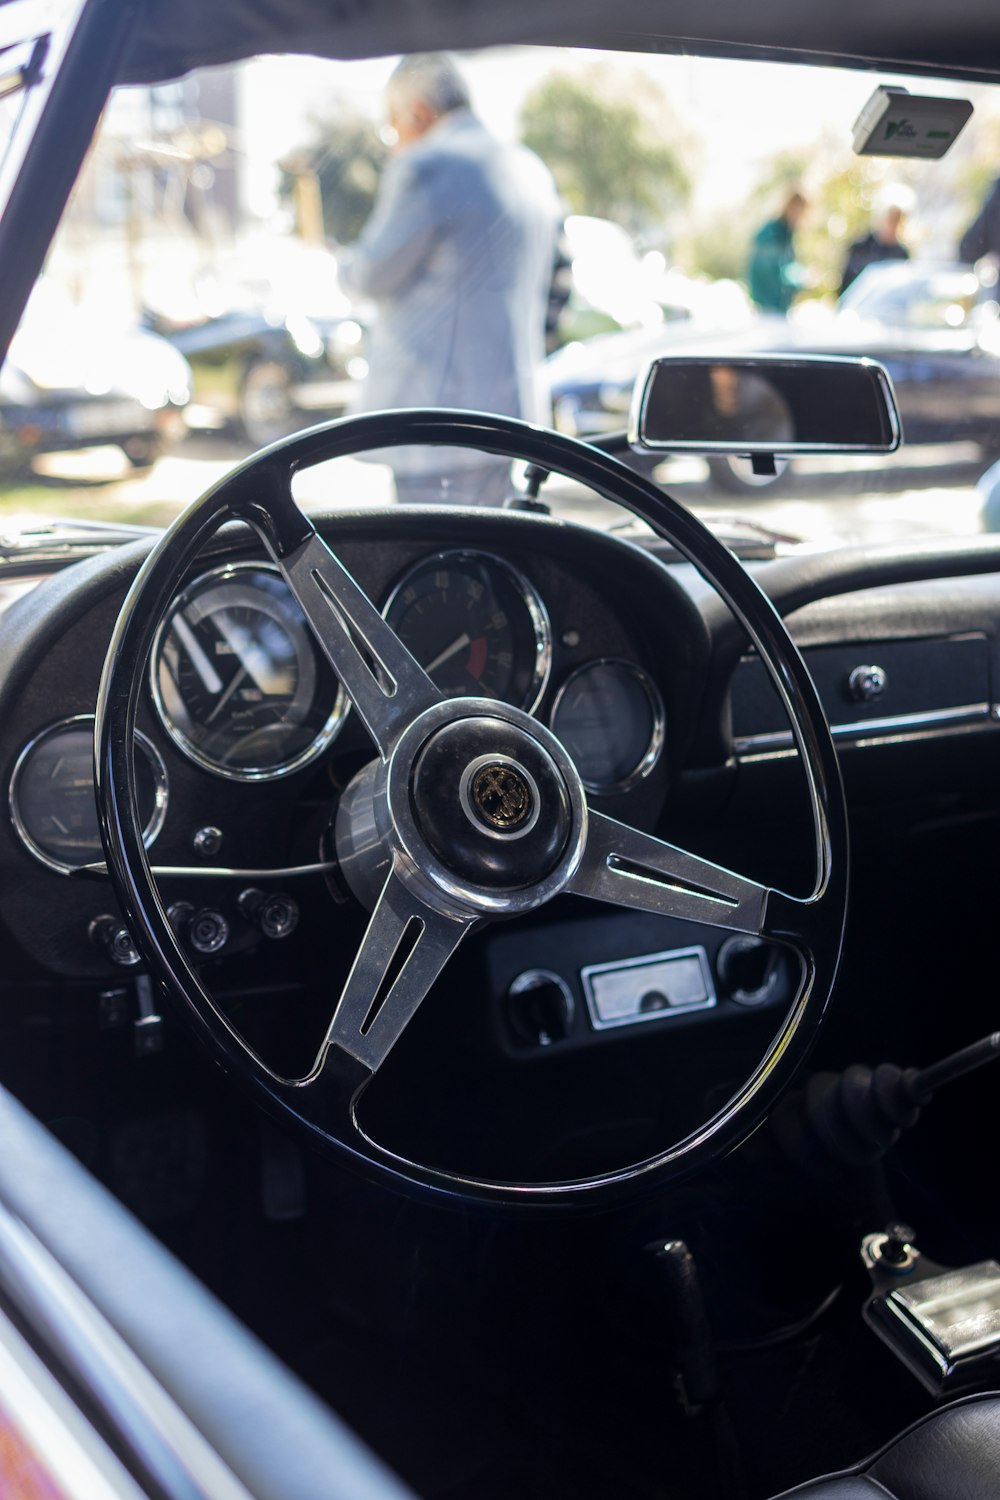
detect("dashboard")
[0,513,709,1095]
[2,506,999,1182]
[0,511,701,871]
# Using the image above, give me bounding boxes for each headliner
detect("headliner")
[113,0,1000,85]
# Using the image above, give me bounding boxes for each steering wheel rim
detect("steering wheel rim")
[95,409,848,1210]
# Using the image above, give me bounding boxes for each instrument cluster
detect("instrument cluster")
[8,545,668,875]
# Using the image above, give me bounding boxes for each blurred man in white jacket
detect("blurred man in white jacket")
[340,54,561,505]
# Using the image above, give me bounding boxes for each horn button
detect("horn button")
[410,717,571,890]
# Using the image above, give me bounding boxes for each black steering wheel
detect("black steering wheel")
[95,410,847,1209]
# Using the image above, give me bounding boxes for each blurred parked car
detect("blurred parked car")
[150,240,370,449]
[546,259,1000,491]
[159,304,368,450]
[549,215,750,349]
[0,281,191,474]
[552,215,672,344]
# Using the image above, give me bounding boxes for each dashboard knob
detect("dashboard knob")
[848,664,888,703]
[192,825,223,858]
[717,935,782,1006]
[238,888,300,940]
[507,969,574,1046]
[168,902,229,955]
[90,915,141,968]
[188,909,229,955]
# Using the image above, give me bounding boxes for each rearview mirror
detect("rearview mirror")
[630,354,900,454]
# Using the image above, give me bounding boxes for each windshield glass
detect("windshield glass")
[4,44,999,553]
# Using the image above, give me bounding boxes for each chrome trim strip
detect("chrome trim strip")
[735,702,990,755]
[72,859,338,882]
[0,1205,255,1500]
[9,715,168,877]
[381,548,552,714]
[149,560,348,783]
[0,1308,145,1500]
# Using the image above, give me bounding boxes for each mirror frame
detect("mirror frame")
[628,352,901,455]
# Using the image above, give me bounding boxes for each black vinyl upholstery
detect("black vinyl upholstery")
[773,1392,1000,1498]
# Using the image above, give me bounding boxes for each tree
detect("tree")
[279,110,387,245]
[676,213,750,284]
[949,113,1000,242]
[520,66,689,236]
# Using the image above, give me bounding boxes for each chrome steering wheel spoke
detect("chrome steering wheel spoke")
[567,808,771,935]
[265,494,441,758]
[312,867,473,1077]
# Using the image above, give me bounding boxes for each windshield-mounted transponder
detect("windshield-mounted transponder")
[852,85,972,158]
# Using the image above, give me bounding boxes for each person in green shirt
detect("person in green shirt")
[748,190,808,314]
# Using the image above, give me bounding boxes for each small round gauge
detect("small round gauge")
[383,551,550,710]
[151,562,347,780]
[550,659,665,792]
[10,716,167,874]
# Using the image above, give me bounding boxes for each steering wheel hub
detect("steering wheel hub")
[411,718,571,890]
[381,697,589,917]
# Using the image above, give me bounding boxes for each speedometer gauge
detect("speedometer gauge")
[383,551,550,710]
[11,716,167,874]
[551,659,665,792]
[151,562,347,780]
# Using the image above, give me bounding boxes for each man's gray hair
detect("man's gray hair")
[387,54,471,117]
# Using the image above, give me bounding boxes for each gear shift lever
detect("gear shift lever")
[770,1031,1000,1181]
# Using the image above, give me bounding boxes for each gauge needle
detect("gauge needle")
[213,610,288,695]
[423,632,472,675]
[173,614,223,695]
[205,666,248,724]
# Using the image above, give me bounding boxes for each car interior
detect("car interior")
[3,3,1000,1499]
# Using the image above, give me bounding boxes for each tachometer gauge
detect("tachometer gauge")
[551,659,665,792]
[10,716,167,874]
[151,562,346,779]
[383,551,550,710]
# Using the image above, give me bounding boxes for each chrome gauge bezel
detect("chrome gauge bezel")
[549,657,666,794]
[382,548,552,714]
[149,560,349,782]
[10,714,168,876]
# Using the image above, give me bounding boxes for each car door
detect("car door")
[0,1082,413,1500]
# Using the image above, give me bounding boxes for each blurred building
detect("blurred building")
[47,67,245,322]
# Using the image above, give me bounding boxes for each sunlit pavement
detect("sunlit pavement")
[18,435,991,550]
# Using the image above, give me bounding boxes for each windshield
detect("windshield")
[3,44,999,554]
